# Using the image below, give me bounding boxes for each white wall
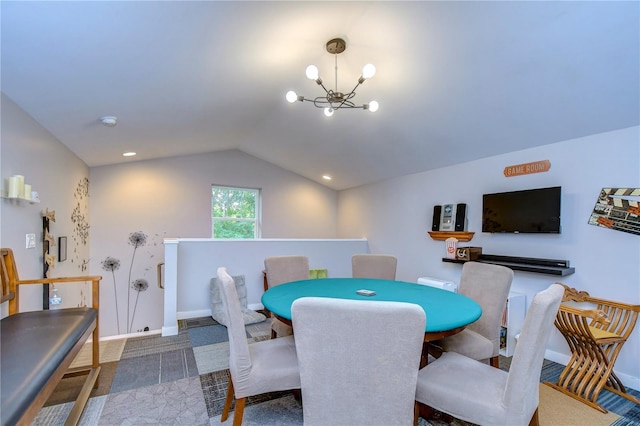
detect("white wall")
[89,150,339,336]
[337,126,640,390]
[1,94,91,318]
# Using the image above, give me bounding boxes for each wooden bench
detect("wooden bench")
[0,248,102,425]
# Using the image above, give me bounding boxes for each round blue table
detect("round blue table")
[262,277,482,341]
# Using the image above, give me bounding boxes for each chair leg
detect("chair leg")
[271,328,277,339]
[233,398,246,426]
[490,355,500,368]
[528,408,539,426]
[221,376,235,422]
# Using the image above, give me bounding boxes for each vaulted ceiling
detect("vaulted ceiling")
[2,1,638,190]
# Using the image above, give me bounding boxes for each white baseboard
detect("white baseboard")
[545,349,639,392]
[177,309,211,320]
[95,329,163,342]
[177,306,265,319]
[161,325,179,337]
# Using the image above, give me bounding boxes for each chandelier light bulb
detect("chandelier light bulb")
[306,65,319,80]
[362,64,376,79]
[368,101,379,112]
[286,91,298,103]
[324,107,334,117]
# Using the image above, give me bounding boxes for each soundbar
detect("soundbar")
[441,254,575,276]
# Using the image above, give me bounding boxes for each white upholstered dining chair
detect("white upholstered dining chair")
[292,297,425,426]
[264,255,309,338]
[217,267,300,426]
[351,253,398,280]
[431,261,513,367]
[415,283,564,426]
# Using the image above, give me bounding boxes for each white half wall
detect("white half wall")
[162,238,369,336]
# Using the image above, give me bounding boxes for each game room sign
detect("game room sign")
[504,160,551,177]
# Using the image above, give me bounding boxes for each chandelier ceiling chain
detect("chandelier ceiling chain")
[286,38,379,117]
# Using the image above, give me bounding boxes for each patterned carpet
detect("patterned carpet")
[33,316,640,425]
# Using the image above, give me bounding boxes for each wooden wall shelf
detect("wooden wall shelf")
[428,231,474,242]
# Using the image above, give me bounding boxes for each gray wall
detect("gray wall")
[1,94,91,317]
[89,149,339,335]
[337,125,640,389]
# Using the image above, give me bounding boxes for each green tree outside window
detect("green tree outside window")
[212,186,261,238]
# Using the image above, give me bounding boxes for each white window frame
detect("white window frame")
[211,185,261,239]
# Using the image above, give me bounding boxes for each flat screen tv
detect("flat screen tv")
[482,186,561,234]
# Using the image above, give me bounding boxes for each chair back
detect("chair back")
[1,248,19,308]
[292,297,425,426]
[216,267,252,394]
[503,283,564,423]
[264,255,309,287]
[459,261,513,351]
[351,254,397,280]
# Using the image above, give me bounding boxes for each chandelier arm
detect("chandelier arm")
[346,81,363,98]
[315,80,331,95]
[312,97,330,108]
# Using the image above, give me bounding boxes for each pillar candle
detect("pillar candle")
[8,176,20,198]
[14,175,25,198]
[24,184,32,200]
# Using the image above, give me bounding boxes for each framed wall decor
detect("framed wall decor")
[58,236,67,262]
[588,188,640,236]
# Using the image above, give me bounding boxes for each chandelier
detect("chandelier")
[285,38,378,117]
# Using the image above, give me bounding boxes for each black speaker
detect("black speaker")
[454,203,467,231]
[432,205,442,231]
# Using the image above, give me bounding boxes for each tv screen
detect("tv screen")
[482,186,561,234]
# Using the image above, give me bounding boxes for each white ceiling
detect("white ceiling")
[1,1,638,190]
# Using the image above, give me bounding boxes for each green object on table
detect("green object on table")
[309,269,328,279]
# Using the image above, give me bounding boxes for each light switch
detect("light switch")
[26,233,36,249]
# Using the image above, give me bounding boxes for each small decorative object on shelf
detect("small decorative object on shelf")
[427,231,474,242]
[49,285,62,305]
[3,175,40,203]
[445,237,458,259]
[456,246,483,261]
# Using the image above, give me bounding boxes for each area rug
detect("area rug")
[539,383,619,426]
[208,383,621,426]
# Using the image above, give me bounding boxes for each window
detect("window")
[211,186,261,238]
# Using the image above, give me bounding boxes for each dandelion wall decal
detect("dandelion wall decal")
[126,231,147,333]
[128,231,148,248]
[129,278,149,333]
[102,256,122,334]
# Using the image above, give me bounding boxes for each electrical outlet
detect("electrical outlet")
[26,233,36,249]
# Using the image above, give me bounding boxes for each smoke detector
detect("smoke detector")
[100,116,117,127]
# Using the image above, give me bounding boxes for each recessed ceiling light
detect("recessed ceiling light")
[100,116,117,127]
[123,152,136,157]
[322,175,332,180]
